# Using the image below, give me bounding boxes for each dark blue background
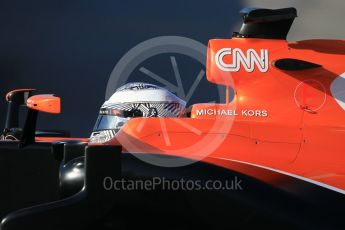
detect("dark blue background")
[0,0,242,136]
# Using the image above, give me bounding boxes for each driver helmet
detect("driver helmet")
[89,82,186,143]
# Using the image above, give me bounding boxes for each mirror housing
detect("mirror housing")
[27,95,61,114]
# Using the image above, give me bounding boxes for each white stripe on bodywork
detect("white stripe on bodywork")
[330,72,345,111]
[216,157,345,195]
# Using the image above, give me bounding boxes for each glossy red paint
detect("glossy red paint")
[97,38,345,191]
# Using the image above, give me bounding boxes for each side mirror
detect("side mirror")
[27,95,61,114]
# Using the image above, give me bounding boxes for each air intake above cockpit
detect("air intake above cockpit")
[233,7,297,40]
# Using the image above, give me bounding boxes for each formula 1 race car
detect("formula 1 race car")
[0,7,345,230]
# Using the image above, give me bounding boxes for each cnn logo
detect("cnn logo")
[215,48,269,73]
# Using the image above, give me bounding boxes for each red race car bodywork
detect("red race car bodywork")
[1,7,345,230]
[96,33,345,193]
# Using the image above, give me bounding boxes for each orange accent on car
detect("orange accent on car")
[93,38,345,192]
[27,94,61,114]
[35,137,88,142]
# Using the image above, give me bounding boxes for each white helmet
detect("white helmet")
[89,82,186,143]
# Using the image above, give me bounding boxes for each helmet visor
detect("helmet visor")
[93,115,130,132]
[93,108,143,132]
